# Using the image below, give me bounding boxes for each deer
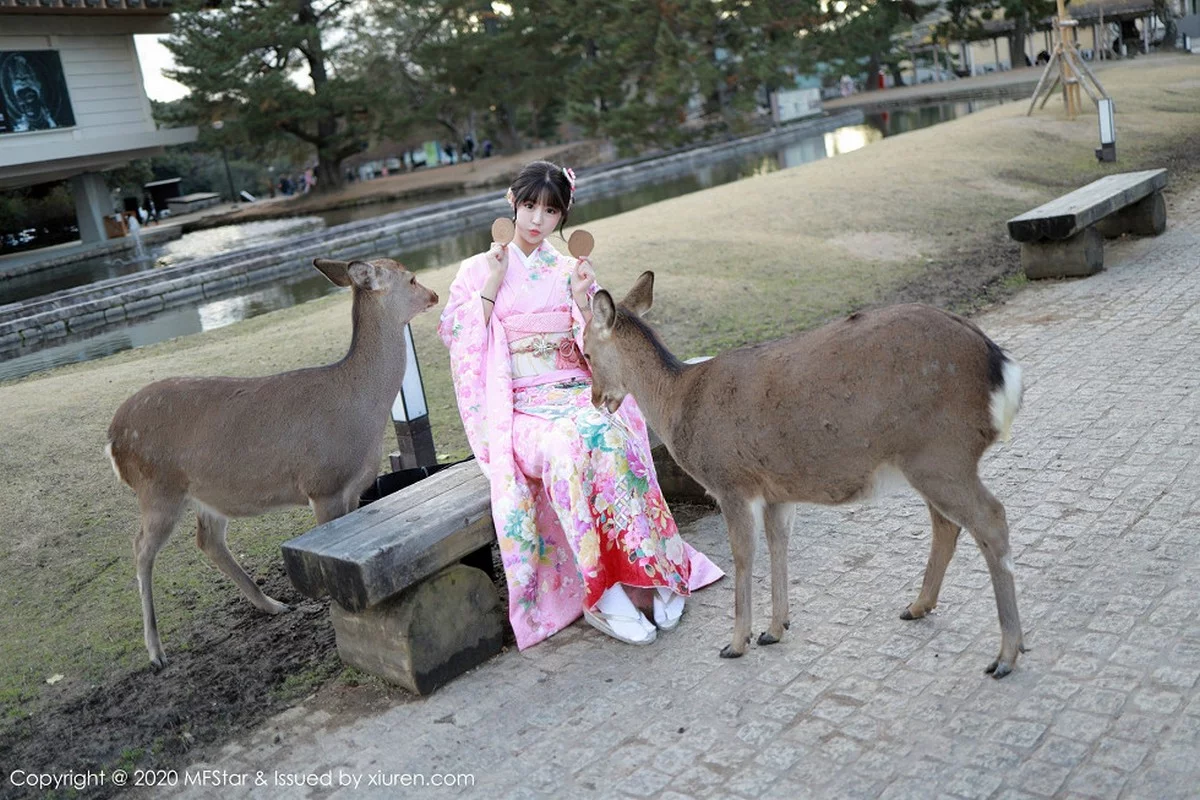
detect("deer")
[106,257,438,669]
[583,272,1026,677]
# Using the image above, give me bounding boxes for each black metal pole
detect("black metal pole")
[220,144,237,202]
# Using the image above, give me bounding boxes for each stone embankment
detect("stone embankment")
[0,110,862,358]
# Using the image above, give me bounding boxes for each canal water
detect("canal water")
[0,99,999,383]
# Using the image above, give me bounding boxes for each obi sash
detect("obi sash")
[502,311,589,388]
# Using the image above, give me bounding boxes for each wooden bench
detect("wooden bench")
[1007,169,1167,279]
[281,460,503,695]
[281,425,711,693]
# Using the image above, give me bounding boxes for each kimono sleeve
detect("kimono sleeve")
[437,256,493,467]
[569,277,600,358]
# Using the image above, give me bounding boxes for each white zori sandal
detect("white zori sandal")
[584,585,657,645]
[653,587,685,631]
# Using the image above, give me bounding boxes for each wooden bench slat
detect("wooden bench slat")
[1007,169,1167,242]
[293,461,481,546]
[281,462,494,612]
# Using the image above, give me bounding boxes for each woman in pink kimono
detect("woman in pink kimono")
[438,161,723,648]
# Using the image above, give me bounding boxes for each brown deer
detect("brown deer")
[106,258,438,669]
[583,272,1026,677]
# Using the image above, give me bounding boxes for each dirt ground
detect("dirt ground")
[1,55,1198,799]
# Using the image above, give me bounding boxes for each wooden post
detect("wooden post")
[994,36,1001,69]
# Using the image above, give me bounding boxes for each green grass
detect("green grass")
[1,55,1198,727]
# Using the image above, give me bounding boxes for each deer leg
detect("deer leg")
[758,502,795,646]
[134,492,186,670]
[717,495,760,659]
[906,466,1025,678]
[901,503,962,621]
[309,494,355,525]
[195,511,290,615]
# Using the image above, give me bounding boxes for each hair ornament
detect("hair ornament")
[563,167,576,208]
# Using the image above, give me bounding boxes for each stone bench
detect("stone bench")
[281,460,503,695]
[1006,169,1167,279]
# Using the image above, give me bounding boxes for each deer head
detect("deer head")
[584,270,656,414]
[313,257,439,318]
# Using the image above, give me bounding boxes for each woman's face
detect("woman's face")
[514,195,562,250]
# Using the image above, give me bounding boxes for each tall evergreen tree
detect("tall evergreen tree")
[551,1,820,152]
[164,0,409,192]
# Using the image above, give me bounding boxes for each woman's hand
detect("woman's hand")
[571,256,595,312]
[485,241,508,281]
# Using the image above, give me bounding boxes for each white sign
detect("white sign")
[391,324,428,422]
[772,88,822,124]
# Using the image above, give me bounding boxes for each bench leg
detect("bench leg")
[329,563,504,695]
[1021,227,1104,279]
[1095,190,1167,239]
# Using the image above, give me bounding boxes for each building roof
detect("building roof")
[0,0,172,13]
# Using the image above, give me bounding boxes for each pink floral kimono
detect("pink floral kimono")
[438,239,723,649]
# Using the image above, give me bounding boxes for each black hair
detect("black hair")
[509,160,572,235]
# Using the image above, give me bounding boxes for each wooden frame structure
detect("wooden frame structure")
[1027,0,1112,117]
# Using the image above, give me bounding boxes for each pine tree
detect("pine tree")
[164,0,405,192]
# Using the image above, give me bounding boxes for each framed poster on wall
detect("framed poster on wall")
[0,51,76,134]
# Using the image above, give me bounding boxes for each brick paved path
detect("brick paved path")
[170,189,1200,799]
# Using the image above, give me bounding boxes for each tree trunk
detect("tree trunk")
[1009,14,1029,68]
[314,154,342,194]
[864,52,882,91]
[299,0,343,193]
[1155,0,1179,48]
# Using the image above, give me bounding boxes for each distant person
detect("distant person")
[1036,50,1050,65]
[482,139,493,158]
[444,143,456,164]
[462,134,475,161]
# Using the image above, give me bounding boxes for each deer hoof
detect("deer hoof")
[149,654,169,671]
[986,659,1014,679]
[264,599,292,615]
[758,631,781,646]
[719,644,745,659]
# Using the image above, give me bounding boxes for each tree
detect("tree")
[550,1,821,152]
[164,0,415,193]
[821,1,932,92]
[377,0,568,152]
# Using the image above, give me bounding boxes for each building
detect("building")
[0,0,196,245]
[903,0,1194,78]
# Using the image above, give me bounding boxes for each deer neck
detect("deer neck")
[337,293,406,394]
[618,316,686,443]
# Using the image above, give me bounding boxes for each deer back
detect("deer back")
[107,258,438,515]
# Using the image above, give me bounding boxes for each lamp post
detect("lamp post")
[210,120,238,204]
[1095,98,1116,163]
[391,324,437,469]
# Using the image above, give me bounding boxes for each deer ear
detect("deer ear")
[313,258,351,287]
[592,290,617,333]
[622,271,654,316]
[348,260,385,292]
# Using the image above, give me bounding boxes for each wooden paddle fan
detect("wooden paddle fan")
[490,218,595,260]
